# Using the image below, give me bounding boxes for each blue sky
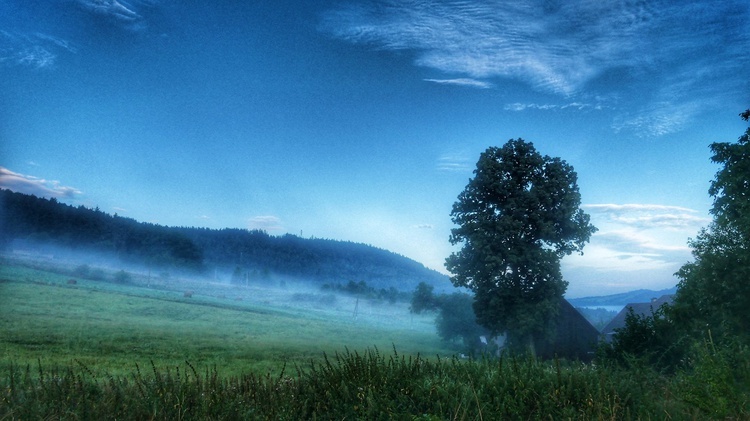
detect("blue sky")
[1,0,748,297]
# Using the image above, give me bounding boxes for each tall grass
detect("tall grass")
[1,348,699,420]
[2,259,747,419]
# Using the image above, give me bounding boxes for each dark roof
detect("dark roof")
[535,298,601,361]
[600,294,674,339]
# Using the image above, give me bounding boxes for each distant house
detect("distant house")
[534,298,601,362]
[483,298,600,362]
[600,295,675,342]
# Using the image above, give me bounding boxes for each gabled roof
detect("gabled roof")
[535,298,601,361]
[600,294,674,339]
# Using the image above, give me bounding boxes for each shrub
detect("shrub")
[113,270,132,284]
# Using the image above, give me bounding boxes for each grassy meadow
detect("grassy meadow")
[2,256,746,419]
[0,257,450,377]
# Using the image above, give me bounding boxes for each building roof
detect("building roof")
[600,294,674,340]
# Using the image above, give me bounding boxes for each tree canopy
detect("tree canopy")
[674,110,750,342]
[446,139,596,352]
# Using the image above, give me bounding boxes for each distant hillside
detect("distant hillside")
[568,287,678,308]
[0,189,449,291]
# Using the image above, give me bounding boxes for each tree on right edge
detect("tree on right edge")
[446,139,596,354]
[674,109,750,343]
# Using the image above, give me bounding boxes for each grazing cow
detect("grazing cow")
[67,279,77,285]
[184,290,194,298]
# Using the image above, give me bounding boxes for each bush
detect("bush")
[677,335,750,418]
[113,270,132,284]
[597,304,688,374]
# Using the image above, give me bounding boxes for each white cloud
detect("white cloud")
[565,245,676,273]
[75,0,140,21]
[72,0,152,31]
[248,215,284,232]
[424,78,493,89]
[0,32,76,69]
[504,102,601,111]
[0,167,83,198]
[322,0,749,134]
[567,203,708,276]
[583,204,709,229]
[413,224,434,229]
[611,101,701,137]
[436,152,473,172]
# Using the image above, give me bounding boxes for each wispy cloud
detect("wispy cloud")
[436,152,473,173]
[567,203,709,275]
[248,215,284,232]
[75,0,139,21]
[424,78,493,89]
[413,224,434,229]
[73,0,151,31]
[0,167,83,199]
[321,0,749,135]
[0,32,76,69]
[504,102,603,112]
[611,100,702,138]
[583,204,710,229]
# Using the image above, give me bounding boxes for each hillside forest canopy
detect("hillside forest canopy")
[0,188,446,293]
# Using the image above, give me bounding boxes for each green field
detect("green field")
[2,257,747,419]
[0,257,452,377]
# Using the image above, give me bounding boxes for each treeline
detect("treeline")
[0,189,447,291]
[0,189,203,269]
[176,227,446,290]
[321,280,409,303]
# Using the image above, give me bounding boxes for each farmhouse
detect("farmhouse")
[483,298,600,362]
[600,295,675,343]
[535,298,601,361]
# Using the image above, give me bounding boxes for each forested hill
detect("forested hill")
[0,189,448,291]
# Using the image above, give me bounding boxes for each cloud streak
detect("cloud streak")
[75,0,140,22]
[424,78,492,89]
[505,102,603,112]
[567,203,708,276]
[321,0,749,137]
[583,204,710,230]
[72,0,152,31]
[0,167,83,199]
[0,32,76,69]
[436,152,473,173]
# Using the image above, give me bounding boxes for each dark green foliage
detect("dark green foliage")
[674,111,750,345]
[575,306,618,331]
[0,189,203,270]
[433,293,488,350]
[409,281,438,314]
[112,270,132,285]
[410,284,487,352]
[446,139,596,351]
[676,336,750,419]
[322,280,408,303]
[1,349,710,420]
[598,305,687,374]
[183,228,445,291]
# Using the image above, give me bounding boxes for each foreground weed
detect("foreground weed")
[0,349,728,420]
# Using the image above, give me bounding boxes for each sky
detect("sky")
[1,0,748,298]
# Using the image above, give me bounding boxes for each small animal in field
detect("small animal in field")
[184,290,194,298]
[67,279,77,285]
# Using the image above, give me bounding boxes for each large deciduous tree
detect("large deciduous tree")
[446,139,596,353]
[674,110,750,342]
